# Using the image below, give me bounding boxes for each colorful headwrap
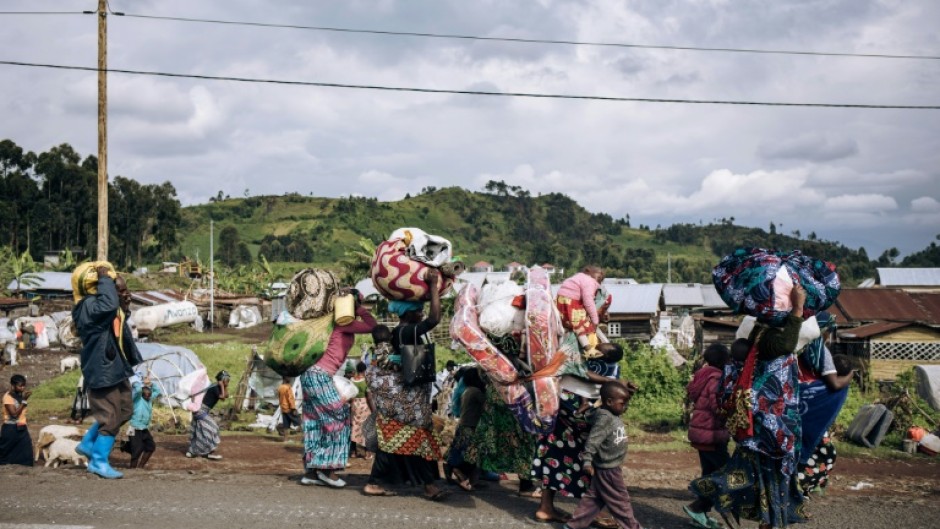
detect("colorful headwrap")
[388,300,424,317]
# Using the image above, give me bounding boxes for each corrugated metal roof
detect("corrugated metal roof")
[834,288,928,323]
[700,284,728,308]
[909,292,940,325]
[453,272,511,291]
[663,284,705,306]
[130,290,186,306]
[605,283,663,314]
[0,297,29,309]
[838,321,912,339]
[6,272,73,292]
[878,267,940,286]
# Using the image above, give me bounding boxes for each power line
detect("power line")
[0,11,85,15]
[118,12,940,61]
[2,59,938,109]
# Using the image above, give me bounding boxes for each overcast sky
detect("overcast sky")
[2,0,938,257]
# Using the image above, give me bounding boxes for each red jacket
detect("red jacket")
[687,365,730,449]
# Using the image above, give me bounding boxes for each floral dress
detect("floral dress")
[530,391,592,497]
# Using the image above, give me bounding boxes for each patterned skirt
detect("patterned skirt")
[530,391,592,498]
[350,397,370,445]
[189,405,221,456]
[798,432,837,495]
[301,366,350,470]
[376,415,443,461]
[465,385,536,476]
[556,295,595,336]
[690,446,807,527]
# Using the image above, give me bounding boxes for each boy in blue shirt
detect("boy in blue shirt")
[128,376,161,469]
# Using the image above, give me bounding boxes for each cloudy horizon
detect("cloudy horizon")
[2,0,937,258]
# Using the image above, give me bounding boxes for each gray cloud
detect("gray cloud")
[1,0,938,257]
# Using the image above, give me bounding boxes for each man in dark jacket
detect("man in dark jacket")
[73,264,142,479]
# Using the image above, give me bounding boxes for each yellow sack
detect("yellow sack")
[71,261,117,303]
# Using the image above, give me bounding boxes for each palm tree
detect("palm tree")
[338,238,377,286]
[8,250,42,296]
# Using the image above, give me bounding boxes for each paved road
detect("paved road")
[1,468,937,529]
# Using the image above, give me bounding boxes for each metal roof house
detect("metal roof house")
[877,267,940,291]
[6,272,73,299]
[602,283,664,341]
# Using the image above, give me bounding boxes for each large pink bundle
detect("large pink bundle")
[173,367,211,412]
[450,283,518,384]
[524,266,562,428]
[371,238,455,301]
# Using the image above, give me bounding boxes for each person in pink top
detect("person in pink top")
[556,265,606,358]
[299,288,376,489]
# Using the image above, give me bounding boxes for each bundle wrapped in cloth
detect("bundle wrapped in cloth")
[71,261,117,303]
[263,314,335,377]
[370,227,464,302]
[265,267,342,376]
[712,247,840,326]
[451,266,564,435]
[286,268,341,320]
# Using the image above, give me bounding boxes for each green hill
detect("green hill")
[178,186,877,286]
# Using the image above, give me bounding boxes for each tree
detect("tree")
[218,226,247,267]
[7,250,41,296]
[769,221,777,235]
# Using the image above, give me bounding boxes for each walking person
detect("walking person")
[563,381,643,529]
[72,264,143,479]
[363,270,448,501]
[277,376,301,442]
[689,285,809,529]
[128,376,161,469]
[683,344,731,529]
[300,288,376,488]
[187,370,228,460]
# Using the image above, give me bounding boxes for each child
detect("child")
[563,381,642,529]
[349,362,372,458]
[445,367,486,491]
[556,266,606,358]
[586,342,624,380]
[128,376,162,469]
[277,376,301,441]
[684,344,731,529]
[0,374,32,466]
[370,325,396,371]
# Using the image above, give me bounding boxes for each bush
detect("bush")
[618,342,690,430]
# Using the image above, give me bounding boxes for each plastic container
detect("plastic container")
[333,294,355,326]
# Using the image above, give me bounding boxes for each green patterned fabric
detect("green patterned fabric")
[264,314,334,377]
[465,385,536,476]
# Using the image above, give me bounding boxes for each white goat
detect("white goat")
[44,438,88,468]
[60,355,81,373]
[35,425,84,463]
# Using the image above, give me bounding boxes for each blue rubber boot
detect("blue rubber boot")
[76,421,100,459]
[88,435,123,479]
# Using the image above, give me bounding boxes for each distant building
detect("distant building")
[470,261,493,273]
[877,267,940,292]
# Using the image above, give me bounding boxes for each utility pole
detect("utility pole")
[96,0,108,260]
[209,220,214,332]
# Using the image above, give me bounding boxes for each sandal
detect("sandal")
[451,468,474,492]
[591,516,619,529]
[683,506,711,529]
[425,489,451,502]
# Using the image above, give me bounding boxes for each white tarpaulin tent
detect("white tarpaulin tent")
[915,365,940,411]
[133,343,210,419]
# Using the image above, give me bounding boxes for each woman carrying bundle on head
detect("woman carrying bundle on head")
[300,288,376,488]
[688,285,809,529]
[363,269,449,501]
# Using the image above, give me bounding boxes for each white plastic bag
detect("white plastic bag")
[333,375,359,403]
[478,281,524,337]
[388,227,453,268]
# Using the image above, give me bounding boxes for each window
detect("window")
[607,322,621,337]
